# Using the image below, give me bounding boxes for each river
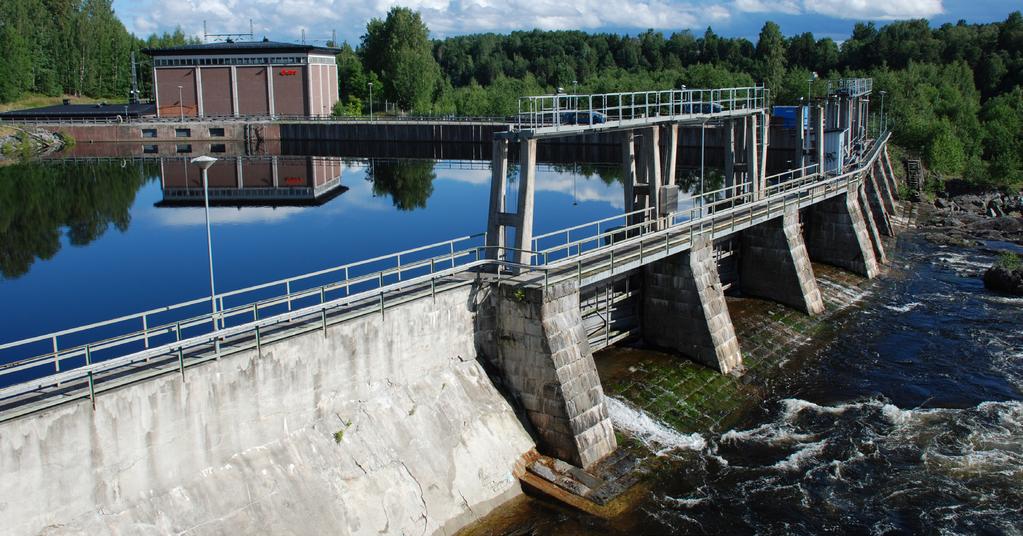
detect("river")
[476,229,1023,534]
[1,153,1020,534]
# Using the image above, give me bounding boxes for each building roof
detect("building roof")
[0,103,156,120]
[142,40,340,57]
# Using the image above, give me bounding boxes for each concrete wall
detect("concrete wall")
[479,281,617,469]
[739,206,824,315]
[0,286,534,536]
[643,235,743,374]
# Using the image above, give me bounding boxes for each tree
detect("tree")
[755,22,786,93]
[359,7,441,113]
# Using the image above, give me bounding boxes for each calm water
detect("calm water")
[488,232,1023,534]
[0,154,629,344]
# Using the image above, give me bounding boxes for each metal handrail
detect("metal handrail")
[514,86,768,132]
[0,131,890,405]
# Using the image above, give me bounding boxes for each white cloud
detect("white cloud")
[734,0,801,15]
[734,0,944,20]
[803,0,943,20]
[115,0,730,43]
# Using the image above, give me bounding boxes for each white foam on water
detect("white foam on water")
[933,252,993,276]
[605,396,706,456]
[770,440,828,471]
[662,495,708,509]
[885,301,923,313]
[720,422,816,445]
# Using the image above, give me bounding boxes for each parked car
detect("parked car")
[558,110,608,125]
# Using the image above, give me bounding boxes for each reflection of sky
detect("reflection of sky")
[0,159,624,341]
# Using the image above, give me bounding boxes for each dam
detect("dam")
[0,81,905,534]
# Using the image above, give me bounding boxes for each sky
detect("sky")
[113,0,1021,46]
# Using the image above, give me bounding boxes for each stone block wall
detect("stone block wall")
[857,185,889,265]
[485,281,617,469]
[642,235,743,374]
[739,206,825,315]
[803,187,880,279]
[865,169,895,237]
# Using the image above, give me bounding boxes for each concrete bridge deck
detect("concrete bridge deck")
[0,131,896,424]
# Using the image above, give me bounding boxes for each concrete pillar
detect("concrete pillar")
[759,111,769,191]
[643,126,661,217]
[642,235,743,374]
[622,132,638,215]
[794,107,805,170]
[267,67,276,118]
[512,139,538,266]
[663,124,678,188]
[882,149,901,200]
[485,139,510,256]
[813,105,825,174]
[230,66,239,117]
[196,67,204,118]
[724,120,735,193]
[865,167,895,237]
[873,161,898,214]
[153,67,161,117]
[490,281,617,469]
[803,186,880,278]
[739,205,824,315]
[857,184,889,264]
[747,114,760,200]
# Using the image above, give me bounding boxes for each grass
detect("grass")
[996,252,1021,271]
[0,93,127,113]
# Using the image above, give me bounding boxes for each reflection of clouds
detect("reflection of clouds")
[436,167,491,186]
[437,164,627,210]
[154,206,309,226]
[536,170,624,209]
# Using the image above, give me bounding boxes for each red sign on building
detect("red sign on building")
[279,69,298,76]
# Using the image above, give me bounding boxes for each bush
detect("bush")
[996,251,1021,271]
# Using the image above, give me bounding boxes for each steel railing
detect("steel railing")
[0,132,890,416]
[0,114,511,126]
[515,86,768,133]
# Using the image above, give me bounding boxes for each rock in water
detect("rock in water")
[983,265,1023,295]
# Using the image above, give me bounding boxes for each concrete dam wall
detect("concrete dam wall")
[0,285,534,536]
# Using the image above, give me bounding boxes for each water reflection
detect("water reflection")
[0,159,156,279]
[155,156,347,207]
[366,160,436,211]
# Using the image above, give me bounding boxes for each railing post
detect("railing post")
[286,280,292,311]
[87,371,96,409]
[52,336,60,375]
[85,344,92,366]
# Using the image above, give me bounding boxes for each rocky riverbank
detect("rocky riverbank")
[0,127,70,160]
[920,191,1023,247]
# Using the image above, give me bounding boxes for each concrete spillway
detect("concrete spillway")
[1,286,534,535]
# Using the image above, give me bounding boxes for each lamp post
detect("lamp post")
[190,155,219,331]
[879,90,887,134]
[177,85,184,122]
[807,71,817,103]
[368,82,373,120]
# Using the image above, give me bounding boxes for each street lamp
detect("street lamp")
[177,85,184,122]
[807,71,818,103]
[190,155,219,332]
[879,90,887,134]
[368,82,373,120]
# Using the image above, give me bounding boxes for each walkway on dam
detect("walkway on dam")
[0,129,897,423]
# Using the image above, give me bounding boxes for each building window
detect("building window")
[209,127,225,137]
[175,128,191,138]
[142,144,158,154]
[176,144,192,153]
[210,143,226,153]
[141,128,157,138]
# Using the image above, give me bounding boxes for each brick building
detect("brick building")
[144,40,340,118]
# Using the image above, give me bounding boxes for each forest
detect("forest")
[339,9,1023,190]
[0,0,1020,190]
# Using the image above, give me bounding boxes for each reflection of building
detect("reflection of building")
[143,41,339,119]
[156,156,346,206]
